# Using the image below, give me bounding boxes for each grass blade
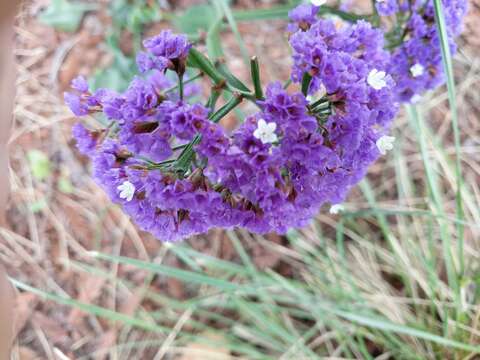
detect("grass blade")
[218,0,250,67]
[432,0,465,276]
[10,278,168,334]
[89,251,244,292]
[406,105,460,313]
[329,308,480,353]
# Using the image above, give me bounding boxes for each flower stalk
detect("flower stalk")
[250,56,264,100]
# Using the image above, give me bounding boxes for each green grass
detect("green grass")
[13,1,480,358]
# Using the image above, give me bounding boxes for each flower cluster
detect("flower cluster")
[378,0,467,102]
[67,1,465,241]
[288,12,398,194]
[136,30,191,74]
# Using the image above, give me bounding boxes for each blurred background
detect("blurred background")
[2,0,480,359]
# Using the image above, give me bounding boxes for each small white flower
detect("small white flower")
[330,204,344,214]
[117,181,136,202]
[367,69,387,90]
[253,119,278,144]
[410,94,422,104]
[376,135,395,155]
[410,63,425,77]
[376,0,386,3]
[311,0,326,6]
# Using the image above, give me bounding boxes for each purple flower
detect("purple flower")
[72,123,97,155]
[287,4,319,32]
[375,0,399,16]
[143,30,191,60]
[139,30,192,75]
[66,23,404,241]
[71,76,89,92]
[64,92,89,116]
[121,77,160,120]
[381,0,467,102]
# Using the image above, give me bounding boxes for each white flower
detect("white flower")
[311,0,326,5]
[253,119,278,144]
[329,204,344,214]
[410,63,425,77]
[117,181,136,202]
[367,69,387,90]
[410,94,422,104]
[376,0,386,2]
[376,135,395,155]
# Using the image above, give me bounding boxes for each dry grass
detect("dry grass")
[1,0,480,359]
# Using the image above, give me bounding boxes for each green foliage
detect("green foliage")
[58,176,74,194]
[90,33,137,92]
[29,199,47,213]
[173,4,217,35]
[27,149,51,181]
[38,0,97,32]
[91,1,163,91]
[110,0,162,35]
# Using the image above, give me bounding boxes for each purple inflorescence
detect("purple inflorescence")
[67,21,400,241]
[379,0,467,102]
[136,30,192,74]
[288,15,398,202]
[287,4,320,33]
[66,0,466,241]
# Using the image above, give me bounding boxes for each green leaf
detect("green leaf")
[173,4,217,35]
[91,34,137,92]
[29,199,47,213]
[38,0,97,33]
[109,0,161,34]
[232,5,296,21]
[206,18,224,62]
[58,177,74,194]
[27,150,51,181]
[91,66,132,92]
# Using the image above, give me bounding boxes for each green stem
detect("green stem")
[164,72,203,95]
[301,73,312,96]
[188,48,225,85]
[178,74,184,100]
[210,94,244,123]
[188,48,257,103]
[250,56,264,100]
[172,144,188,151]
[175,95,244,173]
[206,90,222,113]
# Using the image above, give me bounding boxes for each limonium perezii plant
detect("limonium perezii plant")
[66,0,466,241]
